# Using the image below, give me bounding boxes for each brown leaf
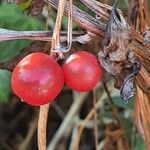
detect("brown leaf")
[98,5,141,101]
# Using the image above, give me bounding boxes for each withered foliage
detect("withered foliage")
[98,6,141,101]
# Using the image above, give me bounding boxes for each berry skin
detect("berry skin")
[11,53,64,106]
[62,51,102,92]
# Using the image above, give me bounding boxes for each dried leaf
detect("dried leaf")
[120,76,135,101]
[98,5,141,101]
[75,32,96,44]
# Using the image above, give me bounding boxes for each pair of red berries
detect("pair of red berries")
[11,51,102,106]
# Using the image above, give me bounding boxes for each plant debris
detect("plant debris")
[98,4,141,101]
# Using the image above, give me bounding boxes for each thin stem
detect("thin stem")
[73,93,107,150]
[51,0,73,53]
[63,0,73,52]
[38,1,67,148]
[50,0,67,52]
[47,93,88,150]
[67,0,73,51]
[103,82,121,126]
[0,28,84,42]
[38,104,50,150]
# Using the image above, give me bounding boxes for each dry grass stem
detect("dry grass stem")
[47,93,88,150]
[72,92,107,150]
[38,104,50,150]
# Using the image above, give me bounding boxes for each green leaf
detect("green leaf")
[131,131,146,150]
[0,40,32,62]
[0,3,44,62]
[0,69,11,103]
[118,1,127,11]
[111,89,134,109]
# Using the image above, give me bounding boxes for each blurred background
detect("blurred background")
[0,0,149,150]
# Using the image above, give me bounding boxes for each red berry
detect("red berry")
[11,53,64,106]
[62,51,102,92]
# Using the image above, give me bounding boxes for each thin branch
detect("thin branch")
[0,28,52,41]
[103,83,121,126]
[0,28,84,42]
[50,0,67,51]
[47,93,88,150]
[67,0,73,51]
[68,120,79,150]
[72,92,107,150]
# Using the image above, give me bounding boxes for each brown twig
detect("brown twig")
[72,92,107,150]
[50,0,67,52]
[47,93,88,150]
[0,28,52,41]
[66,0,73,52]
[0,28,84,42]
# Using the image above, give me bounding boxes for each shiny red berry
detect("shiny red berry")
[11,53,64,106]
[62,51,102,92]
